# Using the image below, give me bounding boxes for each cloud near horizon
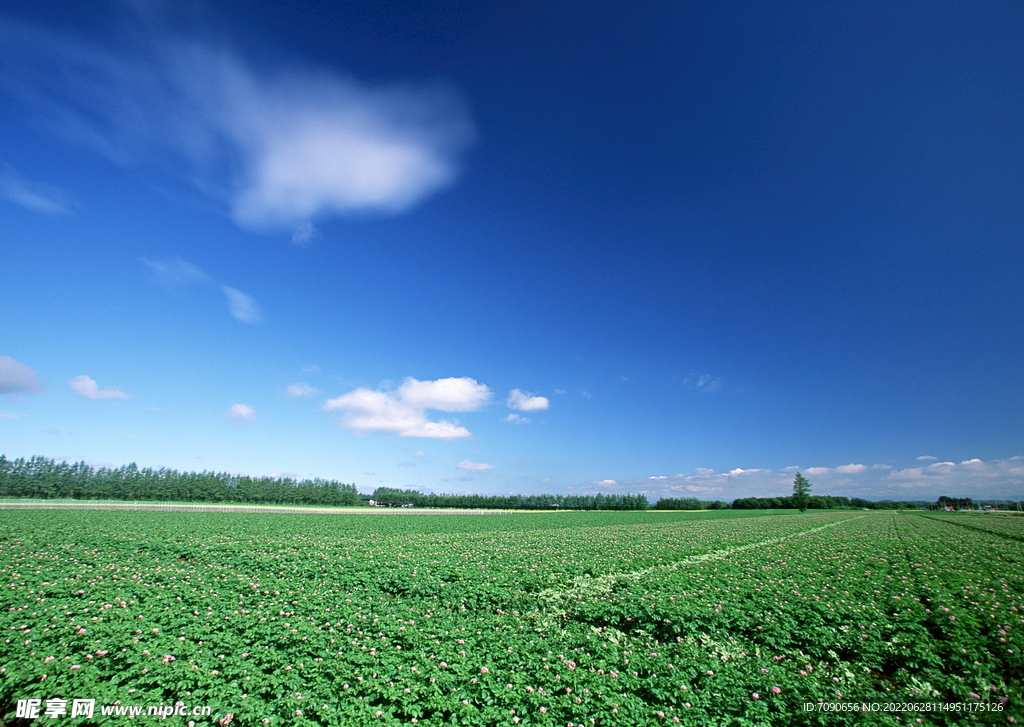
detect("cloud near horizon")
[70,375,128,400]
[598,457,1024,501]
[323,377,490,439]
[0,13,474,232]
[457,460,495,471]
[0,356,46,395]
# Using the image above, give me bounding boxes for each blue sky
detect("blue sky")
[2,0,1023,502]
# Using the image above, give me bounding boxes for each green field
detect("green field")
[1,510,1021,725]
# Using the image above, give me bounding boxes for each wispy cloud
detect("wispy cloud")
[70,375,128,400]
[0,410,30,419]
[504,413,530,424]
[507,389,549,412]
[684,374,721,393]
[285,382,321,398]
[143,258,210,288]
[0,355,45,395]
[221,285,262,324]
[322,376,490,439]
[0,162,76,214]
[227,403,256,422]
[291,221,320,246]
[457,460,495,471]
[0,11,473,232]
[143,258,261,324]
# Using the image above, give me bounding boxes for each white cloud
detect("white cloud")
[685,373,722,393]
[0,15,473,231]
[0,355,45,394]
[504,413,530,424]
[322,376,490,439]
[143,259,261,324]
[457,460,495,471]
[286,382,321,398]
[413,451,427,458]
[142,258,210,288]
[608,455,1024,502]
[221,285,262,324]
[835,463,868,474]
[399,377,491,411]
[291,221,320,246]
[70,375,128,400]
[507,389,549,412]
[598,479,617,485]
[301,365,321,373]
[0,162,76,214]
[916,455,938,461]
[0,410,30,419]
[648,475,668,480]
[227,403,256,422]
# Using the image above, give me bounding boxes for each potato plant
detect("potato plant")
[1,510,1020,726]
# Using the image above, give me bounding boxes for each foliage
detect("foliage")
[0,509,1021,726]
[652,498,730,510]
[792,473,812,513]
[0,454,360,506]
[371,487,649,510]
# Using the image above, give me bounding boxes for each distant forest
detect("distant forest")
[0,454,968,511]
[370,486,649,510]
[0,455,360,506]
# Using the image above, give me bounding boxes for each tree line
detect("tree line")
[654,495,925,510]
[0,454,973,511]
[371,487,650,510]
[0,455,360,506]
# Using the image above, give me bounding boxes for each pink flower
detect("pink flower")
[480,667,489,674]
[752,693,760,699]
[771,686,781,694]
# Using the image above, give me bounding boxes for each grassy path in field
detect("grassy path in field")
[532,513,864,618]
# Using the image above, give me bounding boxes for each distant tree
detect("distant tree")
[793,472,812,513]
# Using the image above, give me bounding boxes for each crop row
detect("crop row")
[1,511,1020,726]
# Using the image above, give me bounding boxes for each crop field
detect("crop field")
[1,510,1021,726]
